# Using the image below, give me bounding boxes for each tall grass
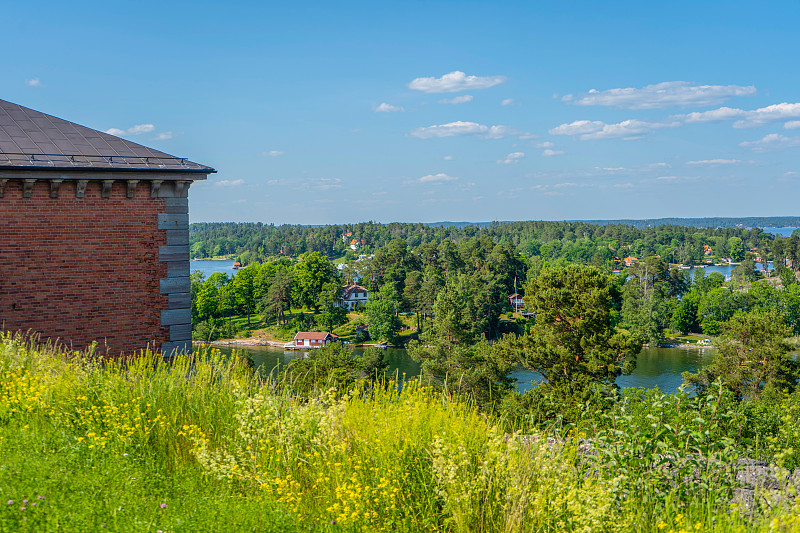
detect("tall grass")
[1,332,799,531]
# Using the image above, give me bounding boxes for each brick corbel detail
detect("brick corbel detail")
[76,180,89,199]
[150,180,163,198]
[126,180,139,199]
[101,180,114,198]
[22,179,36,198]
[49,179,63,198]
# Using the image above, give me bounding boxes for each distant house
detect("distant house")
[703,245,712,256]
[623,256,638,267]
[294,331,339,347]
[338,283,369,310]
[350,238,360,251]
[509,293,524,310]
[232,261,242,270]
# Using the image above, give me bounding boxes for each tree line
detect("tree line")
[189,220,775,266]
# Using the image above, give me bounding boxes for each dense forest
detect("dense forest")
[190,219,786,266]
[190,218,800,350]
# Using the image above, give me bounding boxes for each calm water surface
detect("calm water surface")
[191,259,238,278]
[213,345,714,394]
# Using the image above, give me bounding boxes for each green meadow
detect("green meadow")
[2,334,800,532]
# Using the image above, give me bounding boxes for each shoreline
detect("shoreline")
[198,337,709,351]
[649,342,714,350]
[195,338,402,349]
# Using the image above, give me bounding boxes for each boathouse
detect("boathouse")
[0,99,215,355]
[293,332,339,347]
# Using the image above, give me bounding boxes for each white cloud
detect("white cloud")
[531,182,578,195]
[154,132,173,140]
[680,106,743,124]
[409,121,514,139]
[374,102,404,112]
[548,120,605,136]
[216,179,245,187]
[646,175,700,183]
[562,81,756,109]
[105,124,156,136]
[26,78,41,87]
[541,149,565,157]
[407,71,506,93]
[497,152,525,164]
[443,155,454,160]
[685,158,741,166]
[127,124,155,135]
[265,150,285,157]
[785,121,800,130]
[439,95,473,105]
[536,141,554,148]
[680,102,800,128]
[485,125,515,139]
[301,178,342,191]
[417,173,459,183]
[266,178,342,191]
[734,103,800,128]
[740,133,800,152]
[554,119,679,140]
[501,98,514,106]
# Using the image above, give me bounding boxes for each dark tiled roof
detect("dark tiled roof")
[0,99,214,174]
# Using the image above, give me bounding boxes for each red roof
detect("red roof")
[342,283,369,299]
[294,331,338,340]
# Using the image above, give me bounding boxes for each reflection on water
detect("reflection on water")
[690,262,773,282]
[213,344,714,394]
[509,347,714,394]
[213,345,421,380]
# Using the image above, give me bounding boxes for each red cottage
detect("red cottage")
[293,332,339,348]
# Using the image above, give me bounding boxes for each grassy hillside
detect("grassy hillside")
[1,334,798,531]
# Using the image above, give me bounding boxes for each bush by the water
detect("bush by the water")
[2,333,800,531]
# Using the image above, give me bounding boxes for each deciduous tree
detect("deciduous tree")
[365,283,402,342]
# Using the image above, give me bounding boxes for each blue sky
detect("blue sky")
[3,1,800,224]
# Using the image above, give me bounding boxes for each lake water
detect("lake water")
[764,227,799,238]
[691,262,773,281]
[191,259,238,279]
[210,344,715,394]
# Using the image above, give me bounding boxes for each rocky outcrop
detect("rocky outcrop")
[511,434,800,514]
[733,458,800,514]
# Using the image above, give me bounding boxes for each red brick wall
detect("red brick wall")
[0,179,169,355]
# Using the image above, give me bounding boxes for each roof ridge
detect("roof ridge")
[0,99,214,174]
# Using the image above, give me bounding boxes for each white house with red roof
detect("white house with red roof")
[293,331,339,347]
[338,283,369,310]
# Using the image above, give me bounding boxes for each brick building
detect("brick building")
[0,99,214,355]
